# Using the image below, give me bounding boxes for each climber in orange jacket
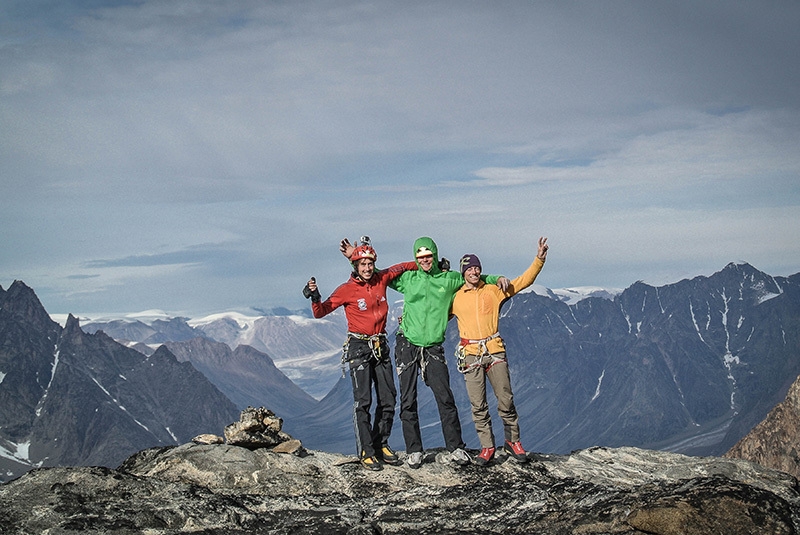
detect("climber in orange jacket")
[450,236,548,466]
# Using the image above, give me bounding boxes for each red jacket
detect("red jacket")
[312,262,417,336]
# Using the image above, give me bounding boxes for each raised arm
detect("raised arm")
[504,237,549,297]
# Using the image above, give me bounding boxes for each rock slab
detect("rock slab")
[1,444,798,534]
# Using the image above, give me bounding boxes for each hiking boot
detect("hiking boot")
[380,445,401,466]
[360,455,383,471]
[504,440,528,463]
[407,451,423,469]
[450,447,471,466]
[475,447,496,466]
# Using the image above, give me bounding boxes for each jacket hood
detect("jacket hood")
[412,236,440,274]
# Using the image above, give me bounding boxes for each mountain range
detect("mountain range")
[80,262,800,457]
[82,309,349,400]
[485,261,799,456]
[0,281,239,482]
[2,261,799,481]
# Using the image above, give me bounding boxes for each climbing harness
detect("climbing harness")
[395,331,443,383]
[340,332,387,377]
[395,343,425,380]
[455,332,503,373]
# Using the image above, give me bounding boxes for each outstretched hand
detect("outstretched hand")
[340,238,355,258]
[537,237,549,261]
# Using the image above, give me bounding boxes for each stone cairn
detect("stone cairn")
[192,406,306,456]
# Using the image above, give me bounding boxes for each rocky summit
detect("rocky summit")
[1,441,798,534]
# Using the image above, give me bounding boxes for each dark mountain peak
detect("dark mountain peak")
[58,313,92,350]
[613,280,663,321]
[712,261,784,302]
[721,260,756,273]
[150,343,180,363]
[615,279,658,304]
[6,279,34,295]
[610,263,781,311]
[0,280,57,333]
[712,261,767,283]
[63,313,81,333]
[618,262,786,312]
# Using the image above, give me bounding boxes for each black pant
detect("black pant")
[395,331,465,454]
[347,338,396,458]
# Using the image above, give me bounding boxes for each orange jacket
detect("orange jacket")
[451,257,545,356]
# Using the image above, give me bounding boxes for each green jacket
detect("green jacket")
[389,237,500,347]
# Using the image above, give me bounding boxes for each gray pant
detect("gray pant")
[462,352,520,449]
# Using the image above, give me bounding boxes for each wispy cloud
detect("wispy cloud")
[1,0,798,315]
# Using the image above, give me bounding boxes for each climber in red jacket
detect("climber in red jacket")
[304,237,416,471]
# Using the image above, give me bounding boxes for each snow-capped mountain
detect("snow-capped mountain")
[527,284,622,305]
[82,309,350,399]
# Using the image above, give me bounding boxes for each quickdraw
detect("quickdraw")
[340,332,387,378]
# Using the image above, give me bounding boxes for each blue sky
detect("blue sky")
[2,0,799,318]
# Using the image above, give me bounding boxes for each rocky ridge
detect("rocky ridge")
[3,401,800,534]
[1,441,798,534]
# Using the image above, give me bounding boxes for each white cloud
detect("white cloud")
[471,107,800,188]
[1,0,798,315]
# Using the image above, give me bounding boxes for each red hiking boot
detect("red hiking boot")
[475,447,496,466]
[504,440,528,463]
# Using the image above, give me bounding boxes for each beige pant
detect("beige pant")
[462,352,520,449]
